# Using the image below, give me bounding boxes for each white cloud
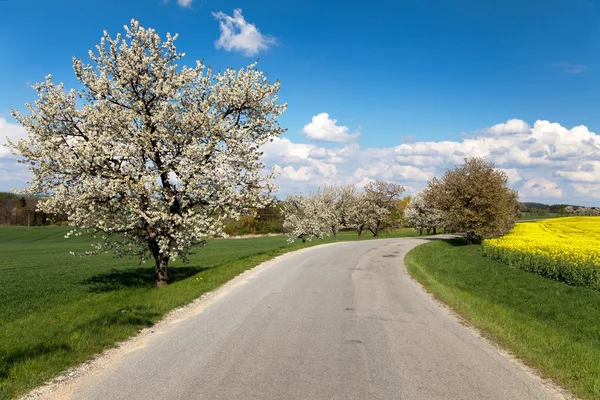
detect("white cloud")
[261,119,600,205]
[212,9,276,56]
[519,178,563,199]
[481,118,530,136]
[499,168,522,185]
[176,0,193,8]
[556,162,600,183]
[301,113,360,142]
[273,165,314,182]
[262,137,436,195]
[0,116,30,187]
[571,183,600,199]
[0,116,27,158]
[0,165,30,182]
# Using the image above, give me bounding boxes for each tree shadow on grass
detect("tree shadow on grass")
[83,265,211,293]
[423,236,469,247]
[0,343,71,379]
[82,307,162,332]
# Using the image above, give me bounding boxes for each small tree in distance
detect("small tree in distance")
[281,193,330,242]
[404,190,442,235]
[363,181,406,237]
[345,192,370,237]
[426,157,519,243]
[317,185,356,239]
[9,21,286,286]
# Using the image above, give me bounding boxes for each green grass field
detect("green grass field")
[406,239,600,400]
[0,226,419,399]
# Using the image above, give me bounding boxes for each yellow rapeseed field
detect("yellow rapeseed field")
[482,217,600,290]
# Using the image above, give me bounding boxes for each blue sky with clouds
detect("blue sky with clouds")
[1,0,600,204]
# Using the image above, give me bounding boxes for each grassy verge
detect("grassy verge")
[0,226,418,399]
[405,239,600,399]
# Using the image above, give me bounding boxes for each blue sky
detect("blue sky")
[1,0,600,204]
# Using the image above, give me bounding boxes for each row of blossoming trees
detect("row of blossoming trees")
[282,158,520,244]
[281,181,406,242]
[564,206,600,216]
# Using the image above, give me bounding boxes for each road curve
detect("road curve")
[40,237,565,400]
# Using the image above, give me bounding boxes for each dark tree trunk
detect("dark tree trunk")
[466,231,480,245]
[332,225,337,240]
[369,223,380,238]
[155,255,169,287]
[433,227,437,234]
[419,228,423,236]
[149,237,169,287]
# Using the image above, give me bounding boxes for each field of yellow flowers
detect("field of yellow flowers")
[482,217,600,290]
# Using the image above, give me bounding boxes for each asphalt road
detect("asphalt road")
[44,237,565,400]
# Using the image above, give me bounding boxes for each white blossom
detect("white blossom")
[281,193,330,243]
[404,191,443,235]
[361,181,405,237]
[281,184,357,242]
[8,20,286,286]
[344,192,371,237]
[289,181,404,239]
[314,184,356,238]
[564,205,600,216]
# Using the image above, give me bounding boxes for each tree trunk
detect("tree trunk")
[154,255,169,287]
[433,227,437,234]
[149,237,169,287]
[332,225,337,240]
[374,221,382,237]
[466,231,479,245]
[419,228,423,236]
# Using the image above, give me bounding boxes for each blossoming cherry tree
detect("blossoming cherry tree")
[9,20,287,286]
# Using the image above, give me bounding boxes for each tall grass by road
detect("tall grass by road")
[0,226,418,399]
[406,239,600,400]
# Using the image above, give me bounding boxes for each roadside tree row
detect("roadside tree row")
[281,181,405,242]
[283,158,520,245]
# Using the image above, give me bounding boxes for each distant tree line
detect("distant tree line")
[0,192,67,226]
[564,205,600,216]
[222,201,286,235]
[519,202,575,216]
[1,190,284,233]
